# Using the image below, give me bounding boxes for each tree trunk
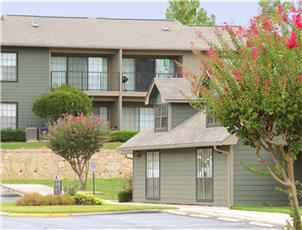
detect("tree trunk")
[287,156,302,230]
[78,172,86,190]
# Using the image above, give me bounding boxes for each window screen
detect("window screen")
[155,104,168,131]
[196,148,213,201]
[1,103,17,129]
[155,59,175,78]
[146,151,160,200]
[1,53,17,81]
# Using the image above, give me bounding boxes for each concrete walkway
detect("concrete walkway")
[1,184,53,196]
[164,205,290,228]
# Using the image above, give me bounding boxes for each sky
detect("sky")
[2,1,261,26]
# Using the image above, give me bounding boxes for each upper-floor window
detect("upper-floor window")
[206,115,220,128]
[0,52,17,81]
[51,56,108,90]
[155,104,168,132]
[0,102,17,129]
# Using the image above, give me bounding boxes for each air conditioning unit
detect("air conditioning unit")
[38,127,48,140]
[26,127,38,142]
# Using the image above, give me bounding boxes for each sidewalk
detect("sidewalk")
[1,184,53,196]
[164,205,290,228]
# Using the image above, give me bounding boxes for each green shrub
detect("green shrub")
[108,130,139,142]
[1,129,26,142]
[16,193,75,206]
[64,182,79,196]
[74,193,104,205]
[32,85,92,121]
[118,190,132,202]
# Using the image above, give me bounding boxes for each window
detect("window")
[1,52,17,81]
[155,104,168,132]
[146,151,160,200]
[139,108,154,130]
[206,115,220,127]
[93,106,108,122]
[51,56,67,87]
[1,103,17,129]
[51,56,108,90]
[155,59,175,78]
[196,148,213,201]
[122,107,154,131]
[122,58,135,91]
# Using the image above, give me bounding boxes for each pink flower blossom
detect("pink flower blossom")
[293,14,302,29]
[296,76,302,83]
[277,4,283,16]
[207,48,218,59]
[264,79,271,88]
[290,7,296,13]
[262,19,273,30]
[232,70,241,81]
[256,75,261,83]
[286,32,299,48]
[251,47,258,60]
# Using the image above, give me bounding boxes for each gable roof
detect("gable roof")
[119,112,238,151]
[145,78,195,104]
[0,15,218,51]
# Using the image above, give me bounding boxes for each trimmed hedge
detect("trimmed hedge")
[74,193,104,205]
[1,129,26,142]
[16,193,75,206]
[109,130,139,142]
[118,190,132,202]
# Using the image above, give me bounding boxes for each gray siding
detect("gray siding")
[133,148,229,205]
[1,47,50,128]
[133,151,146,202]
[233,142,288,205]
[171,103,197,128]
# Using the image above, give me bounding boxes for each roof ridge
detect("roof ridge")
[4,14,177,22]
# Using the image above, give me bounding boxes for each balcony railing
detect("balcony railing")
[122,72,181,92]
[51,71,120,91]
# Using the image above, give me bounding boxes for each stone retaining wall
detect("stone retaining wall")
[0,149,132,179]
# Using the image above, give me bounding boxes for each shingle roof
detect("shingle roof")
[1,15,217,50]
[119,112,238,152]
[145,78,195,104]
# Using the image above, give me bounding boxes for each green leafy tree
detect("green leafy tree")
[259,0,294,20]
[47,114,108,189]
[32,85,92,121]
[186,4,302,229]
[166,0,215,26]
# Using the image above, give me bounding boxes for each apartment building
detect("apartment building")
[0,15,211,131]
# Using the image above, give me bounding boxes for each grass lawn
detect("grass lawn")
[1,142,122,150]
[1,178,126,200]
[230,205,302,214]
[1,202,173,214]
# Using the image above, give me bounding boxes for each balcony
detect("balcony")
[51,71,120,91]
[122,72,181,92]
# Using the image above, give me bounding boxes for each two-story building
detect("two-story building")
[0,15,212,131]
[119,78,302,206]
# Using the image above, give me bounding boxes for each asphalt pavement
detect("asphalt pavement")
[1,212,280,229]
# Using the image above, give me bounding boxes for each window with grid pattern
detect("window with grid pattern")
[154,104,168,132]
[1,103,17,129]
[1,53,17,81]
[196,148,213,201]
[122,107,154,131]
[146,151,160,200]
[206,115,220,127]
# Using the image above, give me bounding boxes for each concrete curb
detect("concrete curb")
[1,209,163,218]
[162,210,282,228]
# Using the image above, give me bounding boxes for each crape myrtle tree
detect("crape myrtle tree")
[47,114,108,189]
[184,4,302,229]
